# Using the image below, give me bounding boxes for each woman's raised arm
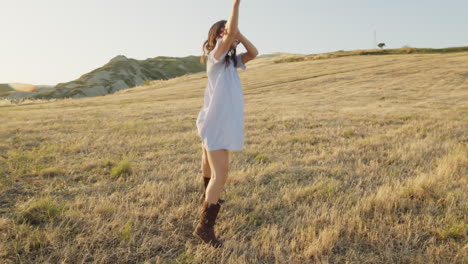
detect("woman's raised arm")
[214,0,241,60]
[238,32,258,64]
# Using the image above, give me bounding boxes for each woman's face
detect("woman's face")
[219,24,226,38]
[231,39,240,49]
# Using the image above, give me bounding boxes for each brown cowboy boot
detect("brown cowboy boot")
[203,177,225,204]
[194,201,223,248]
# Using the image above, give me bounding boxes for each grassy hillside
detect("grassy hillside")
[0,84,15,97]
[34,55,205,100]
[0,51,467,263]
[275,46,468,63]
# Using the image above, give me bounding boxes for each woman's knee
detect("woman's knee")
[211,166,229,181]
[210,163,229,178]
[209,156,228,178]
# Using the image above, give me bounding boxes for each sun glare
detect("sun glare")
[9,83,37,92]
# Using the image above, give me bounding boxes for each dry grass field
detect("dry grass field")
[0,51,467,263]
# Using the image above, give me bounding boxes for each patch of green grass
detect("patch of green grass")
[436,222,467,240]
[117,221,133,242]
[83,159,116,179]
[247,213,265,227]
[254,154,269,164]
[7,149,57,177]
[343,129,358,138]
[38,167,63,178]
[6,223,51,257]
[8,152,36,175]
[239,150,272,166]
[17,197,65,225]
[102,159,116,168]
[287,178,341,204]
[303,226,317,235]
[24,227,49,252]
[288,135,321,146]
[0,158,11,188]
[175,251,195,264]
[142,80,154,86]
[274,56,306,64]
[282,119,299,129]
[111,160,133,178]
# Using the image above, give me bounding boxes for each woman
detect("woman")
[194,0,258,248]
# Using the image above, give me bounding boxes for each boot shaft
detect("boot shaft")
[200,201,221,227]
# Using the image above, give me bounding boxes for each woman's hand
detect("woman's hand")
[237,33,258,65]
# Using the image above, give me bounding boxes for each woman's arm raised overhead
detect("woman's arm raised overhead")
[214,0,241,60]
[237,31,258,65]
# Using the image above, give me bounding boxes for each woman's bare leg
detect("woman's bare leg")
[205,149,229,204]
[201,144,211,178]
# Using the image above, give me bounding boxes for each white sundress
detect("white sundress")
[196,38,247,151]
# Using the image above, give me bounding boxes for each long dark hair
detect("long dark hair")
[201,20,238,68]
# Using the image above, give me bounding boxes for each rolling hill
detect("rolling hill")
[0,49,467,263]
[2,55,205,101]
[5,46,467,102]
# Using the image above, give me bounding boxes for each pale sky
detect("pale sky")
[1,0,467,85]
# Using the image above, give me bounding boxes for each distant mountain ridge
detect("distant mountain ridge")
[0,83,54,100]
[35,55,205,99]
[3,55,205,100]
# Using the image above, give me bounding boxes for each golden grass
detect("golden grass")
[0,51,467,263]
